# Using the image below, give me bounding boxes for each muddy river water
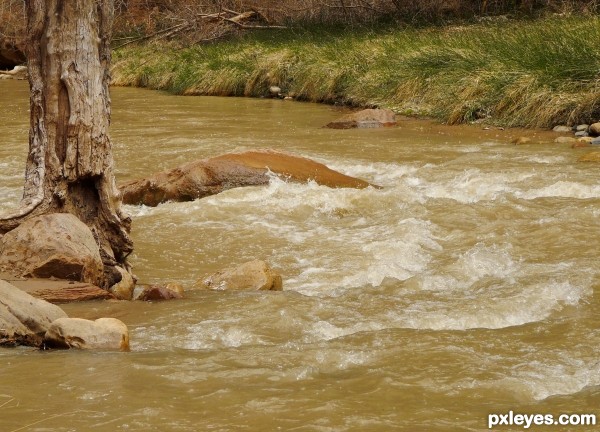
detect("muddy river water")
[1,80,599,431]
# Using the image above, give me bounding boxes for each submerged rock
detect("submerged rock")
[0,280,68,347]
[554,136,577,144]
[120,149,377,207]
[133,282,184,301]
[326,108,397,129]
[0,214,104,286]
[196,260,283,291]
[43,317,129,350]
[511,137,531,145]
[552,125,572,133]
[572,141,592,149]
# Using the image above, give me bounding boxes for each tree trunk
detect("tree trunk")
[0,0,133,288]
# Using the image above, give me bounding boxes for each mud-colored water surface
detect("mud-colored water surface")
[1,81,599,431]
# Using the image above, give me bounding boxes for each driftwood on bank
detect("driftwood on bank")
[114,9,286,49]
[119,149,379,207]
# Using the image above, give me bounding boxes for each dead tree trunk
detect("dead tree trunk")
[0,0,133,288]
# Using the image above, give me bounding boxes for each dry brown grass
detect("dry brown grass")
[3,0,600,54]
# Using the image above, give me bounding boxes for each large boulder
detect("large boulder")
[43,317,129,350]
[326,108,397,129]
[0,279,68,347]
[120,149,378,207]
[0,213,104,286]
[196,260,283,291]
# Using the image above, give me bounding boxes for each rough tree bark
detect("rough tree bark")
[0,0,133,288]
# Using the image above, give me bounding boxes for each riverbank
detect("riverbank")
[111,15,600,129]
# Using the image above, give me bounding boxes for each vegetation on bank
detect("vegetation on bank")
[112,15,600,128]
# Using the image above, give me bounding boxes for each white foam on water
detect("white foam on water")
[397,279,587,331]
[339,218,441,290]
[128,169,440,296]
[125,158,594,334]
[488,360,600,401]
[307,320,386,342]
[516,181,600,199]
[322,160,421,187]
[394,245,590,330]
[451,242,518,283]
[456,145,483,153]
[520,155,568,164]
[136,319,266,351]
[411,169,529,203]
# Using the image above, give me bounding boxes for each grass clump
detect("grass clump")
[112,15,600,128]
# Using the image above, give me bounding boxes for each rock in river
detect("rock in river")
[0,279,68,347]
[43,317,129,350]
[120,149,378,207]
[196,260,283,291]
[0,213,104,286]
[554,136,577,144]
[552,125,572,133]
[326,108,397,129]
[108,266,136,300]
[133,282,184,301]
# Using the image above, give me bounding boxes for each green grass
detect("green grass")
[111,16,600,128]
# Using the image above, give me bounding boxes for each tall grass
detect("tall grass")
[112,15,600,128]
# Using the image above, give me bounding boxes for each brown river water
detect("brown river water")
[1,80,600,431]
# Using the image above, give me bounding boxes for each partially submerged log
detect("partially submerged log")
[120,149,379,207]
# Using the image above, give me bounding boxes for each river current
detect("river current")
[1,81,599,431]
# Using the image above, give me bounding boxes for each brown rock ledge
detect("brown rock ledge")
[120,149,380,207]
[1,273,115,303]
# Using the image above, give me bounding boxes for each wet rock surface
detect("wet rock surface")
[133,282,184,301]
[196,260,283,291]
[43,317,129,350]
[0,280,68,347]
[326,108,397,129]
[120,149,377,207]
[0,213,104,286]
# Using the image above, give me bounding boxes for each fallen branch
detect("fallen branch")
[113,9,286,50]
